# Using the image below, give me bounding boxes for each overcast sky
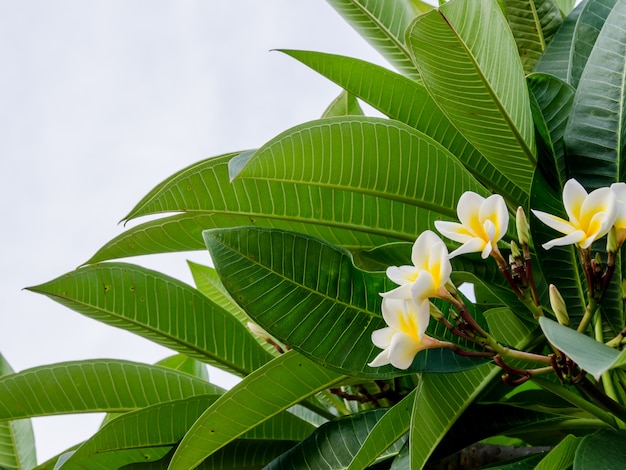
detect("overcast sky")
[0,1,388,463]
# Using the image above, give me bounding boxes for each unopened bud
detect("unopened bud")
[549,284,570,326]
[429,302,445,321]
[516,207,530,247]
[510,240,522,260]
[607,227,618,253]
[247,322,272,341]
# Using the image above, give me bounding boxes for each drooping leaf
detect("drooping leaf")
[564,0,626,189]
[230,116,490,220]
[324,0,424,80]
[321,90,363,118]
[280,49,527,205]
[27,263,274,376]
[0,360,219,420]
[502,0,564,73]
[167,351,346,470]
[264,409,404,469]
[205,227,489,377]
[539,317,624,380]
[406,0,537,195]
[0,353,36,470]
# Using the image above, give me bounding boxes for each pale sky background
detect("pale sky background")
[0,1,389,464]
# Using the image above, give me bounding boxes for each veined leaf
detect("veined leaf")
[0,353,36,470]
[503,0,564,73]
[573,429,626,468]
[167,351,346,470]
[535,434,581,470]
[89,151,449,264]
[155,354,210,382]
[564,0,626,189]
[324,0,424,80]
[205,227,489,378]
[230,116,490,220]
[533,0,584,82]
[570,0,619,89]
[61,395,313,470]
[346,390,415,469]
[280,49,528,206]
[321,90,363,118]
[406,0,537,195]
[0,360,219,420]
[264,409,404,469]
[26,263,274,377]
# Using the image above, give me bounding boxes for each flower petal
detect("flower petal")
[480,194,509,242]
[380,283,413,300]
[434,220,475,244]
[456,192,484,236]
[386,265,419,286]
[542,230,586,250]
[411,270,437,304]
[368,348,391,367]
[562,179,587,226]
[448,237,485,258]
[371,326,394,349]
[531,210,575,235]
[387,332,421,369]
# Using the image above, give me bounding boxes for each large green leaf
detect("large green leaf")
[346,390,415,469]
[167,351,346,470]
[0,360,219,420]
[205,227,488,378]
[533,0,584,82]
[0,353,36,470]
[502,0,564,73]
[535,434,581,469]
[230,116,490,220]
[406,0,537,196]
[564,0,626,189]
[573,429,626,468]
[569,0,619,89]
[264,409,404,469]
[61,395,312,470]
[88,151,446,264]
[324,0,424,80]
[280,49,527,206]
[27,263,274,376]
[321,90,363,118]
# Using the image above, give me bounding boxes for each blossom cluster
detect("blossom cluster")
[369,179,626,370]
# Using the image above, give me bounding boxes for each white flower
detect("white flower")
[368,298,440,369]
[383,230,452,310]
[532,179,617,250]
[611,182,626,247]
[435,191,509,259]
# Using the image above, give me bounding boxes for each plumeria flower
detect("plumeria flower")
[532,179,617,250]
[611,182,626,247]
[383,230,452,311]
[368,298,442,369]
[434,191,509,259]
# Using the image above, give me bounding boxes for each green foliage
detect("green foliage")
[9,0,626,468]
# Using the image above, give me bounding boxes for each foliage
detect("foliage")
[6,0,626,468]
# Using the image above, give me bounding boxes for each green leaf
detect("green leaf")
[264,409,403,469]
[502,0,564,73]
[569,0,619,89]
[346,390,415,469]
[573,429,626,469]
[409,364,500,468]
[564,0,626,189]
[231,116,490,220]
[205,227,487,378]
[539,317,623,380]
[533,0,584,82]
[535,434,581,470]
[27,263,274,376]
[155,354,210,382]
[321,90,363,118]
[324,0,423,80]
[527,72,575,190]
[406,0,537,195]
[61,395,313,470]
[167,351,346,470]
[0,353,36,470]
[280,49,528,206]
[0,360,219,420]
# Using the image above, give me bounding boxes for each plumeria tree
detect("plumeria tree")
[4,0,626,468]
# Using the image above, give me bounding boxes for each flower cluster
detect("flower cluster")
[370,178,626,370]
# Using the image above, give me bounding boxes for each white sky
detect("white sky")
[0,1,388,464]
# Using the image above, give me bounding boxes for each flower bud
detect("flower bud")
[510,240,522,260]
[607,226,618,253]
[549,284,570,326]
[429,302,446,321]
[516,206,530,247]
